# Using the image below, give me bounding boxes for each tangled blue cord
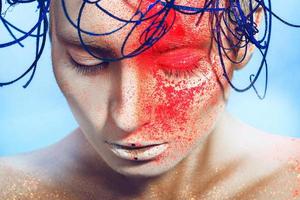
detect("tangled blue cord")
[0,0,50,88]
[0,0,299,99]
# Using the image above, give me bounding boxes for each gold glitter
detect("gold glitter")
[0,164,78,200]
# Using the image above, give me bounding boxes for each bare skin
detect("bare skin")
[1,112,300,200]
[1,1,300,199]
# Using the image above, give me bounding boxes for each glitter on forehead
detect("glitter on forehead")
[0,0,299,96]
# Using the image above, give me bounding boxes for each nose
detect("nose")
[110,62,146,133]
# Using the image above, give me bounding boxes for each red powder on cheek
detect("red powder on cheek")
[152,73,206,131]
[133,12,213,128]
[122,4,221,160]
[129,71,209,147]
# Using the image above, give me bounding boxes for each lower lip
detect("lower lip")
[107,143,168,161]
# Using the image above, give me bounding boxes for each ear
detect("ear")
[233,6,263,70]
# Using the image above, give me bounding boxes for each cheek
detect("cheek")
[158,74,221,133]
[52,51,111,133]
[136,67,224,163]
[135,58,224,142]
[132,35,224,148]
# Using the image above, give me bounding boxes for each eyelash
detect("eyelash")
[162,66,199,79]
[69,56,201,78]
[70,58,109,76]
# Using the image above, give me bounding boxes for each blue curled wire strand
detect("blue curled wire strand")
[0,0,299,99]
[0,0,50,88]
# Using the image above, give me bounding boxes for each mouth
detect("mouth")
[105,141,168,161]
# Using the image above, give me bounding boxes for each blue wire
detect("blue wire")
[0,0,299,98]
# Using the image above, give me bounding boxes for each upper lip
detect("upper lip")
[105,141,169,161]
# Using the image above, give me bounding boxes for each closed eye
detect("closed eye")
[69,55,109,76]
[154,48,209,78]
[66,45,111,76]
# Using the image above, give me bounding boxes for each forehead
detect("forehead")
[52,0,212,49]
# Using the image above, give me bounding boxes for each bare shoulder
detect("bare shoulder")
[0,129,109,200]
[249,131,300,199]
[222,112,300,160]
[0,155,75,200]
[258,130,300,199]
[221,113,300,199]
[0,131,85,200]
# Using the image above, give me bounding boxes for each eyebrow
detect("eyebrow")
[56,29,211,58]
[57,31,116,56]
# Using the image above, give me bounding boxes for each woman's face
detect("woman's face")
[51,0,232,177]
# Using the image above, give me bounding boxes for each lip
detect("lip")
[106,142,168,161]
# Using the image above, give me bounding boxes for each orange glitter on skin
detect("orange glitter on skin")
[289,159,300,198]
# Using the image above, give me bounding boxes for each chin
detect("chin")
[102,152,187,178]
[111,161,178,178]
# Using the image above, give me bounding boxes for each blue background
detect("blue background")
[0,1,300,156]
